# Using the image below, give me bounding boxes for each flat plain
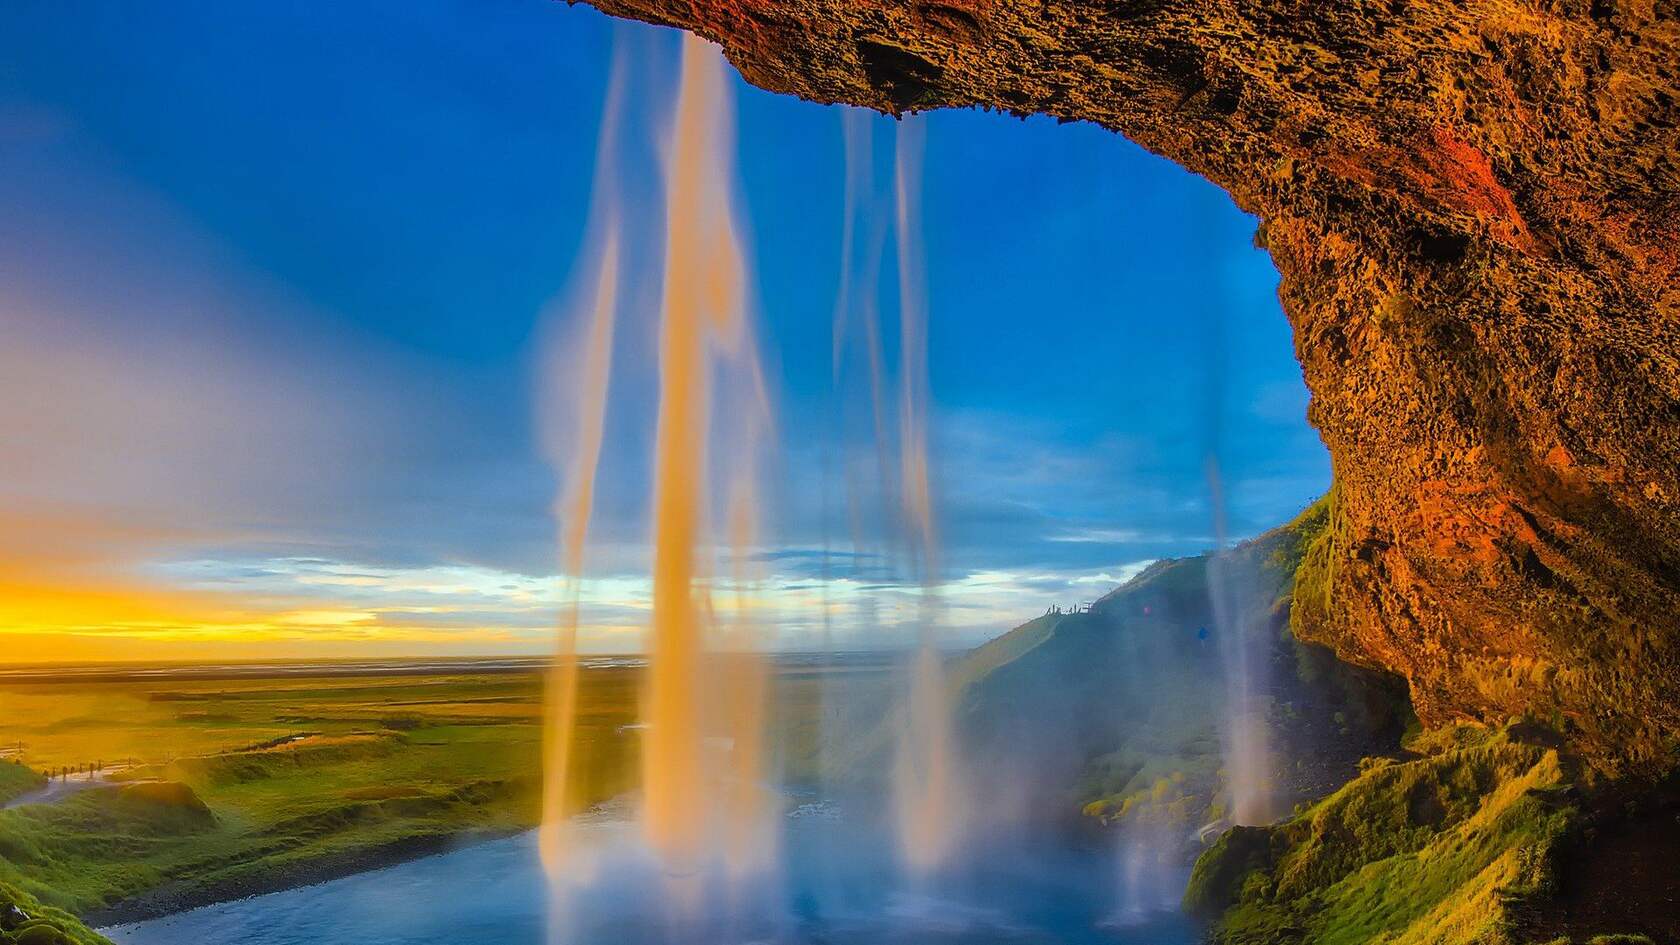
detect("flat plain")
[0,657,892,923]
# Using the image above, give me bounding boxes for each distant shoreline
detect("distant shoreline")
[0,656,560,685]
[87,827,528,929]
[0,650,914,685]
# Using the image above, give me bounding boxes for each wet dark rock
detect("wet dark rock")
[1182,823,1273,917]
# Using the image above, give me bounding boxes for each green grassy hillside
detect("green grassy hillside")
[948,498,1411,833]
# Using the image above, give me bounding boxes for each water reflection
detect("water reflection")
[106,805,1195,945]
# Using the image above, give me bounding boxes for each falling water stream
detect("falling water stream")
[886,116,966,877]
[1206,463,1273,827]
[538,33,777,935]
[539,25,976,927]
[538,48,626,920]
[640,31,756,879]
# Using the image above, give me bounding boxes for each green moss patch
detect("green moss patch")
[1190,724,1589,945]
[0,881,109,945]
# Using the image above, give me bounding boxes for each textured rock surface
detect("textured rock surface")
[575,0,1680,770]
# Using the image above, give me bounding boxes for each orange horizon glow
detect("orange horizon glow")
[0,578,541,663]
[0,506,615,663]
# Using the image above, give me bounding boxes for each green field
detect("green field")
[0,659,891,927]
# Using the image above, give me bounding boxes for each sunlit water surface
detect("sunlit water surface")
[103,804,1195,945]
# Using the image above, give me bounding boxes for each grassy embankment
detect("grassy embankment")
[0,765,44,807]
[1182,721,1676,945]
[0,880,108,945]
[1184,723,1575,943]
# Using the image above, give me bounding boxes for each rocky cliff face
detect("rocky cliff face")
[576,0,1680,771]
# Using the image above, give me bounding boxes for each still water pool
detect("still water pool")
[104,807,1197,945]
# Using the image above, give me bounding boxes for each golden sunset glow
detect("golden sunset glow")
[0,510,584,660]
[0,579,522,660]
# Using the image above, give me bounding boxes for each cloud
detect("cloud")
[1045,527,1147,544]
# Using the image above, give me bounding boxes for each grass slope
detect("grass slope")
[0,764,44,806]
[0,880,109,945]
[1185,722,1669,945]
[948,497,1410,833]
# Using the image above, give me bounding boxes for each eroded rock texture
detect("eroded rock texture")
[576,0,1680,770]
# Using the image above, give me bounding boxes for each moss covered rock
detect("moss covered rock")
[0,883,109,945]
[1183,825,1275,917]
[1191,724,1582,944]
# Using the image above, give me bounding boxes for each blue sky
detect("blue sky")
[0,1,1327,658]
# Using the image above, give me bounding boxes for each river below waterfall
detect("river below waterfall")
[102,803,1198,945]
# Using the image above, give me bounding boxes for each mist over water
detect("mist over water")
[106,817,1197,945]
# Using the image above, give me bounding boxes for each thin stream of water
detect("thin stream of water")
[886,115,966,877]
[537,46,627,925]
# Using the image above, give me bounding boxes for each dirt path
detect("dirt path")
[3,770,123,810]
